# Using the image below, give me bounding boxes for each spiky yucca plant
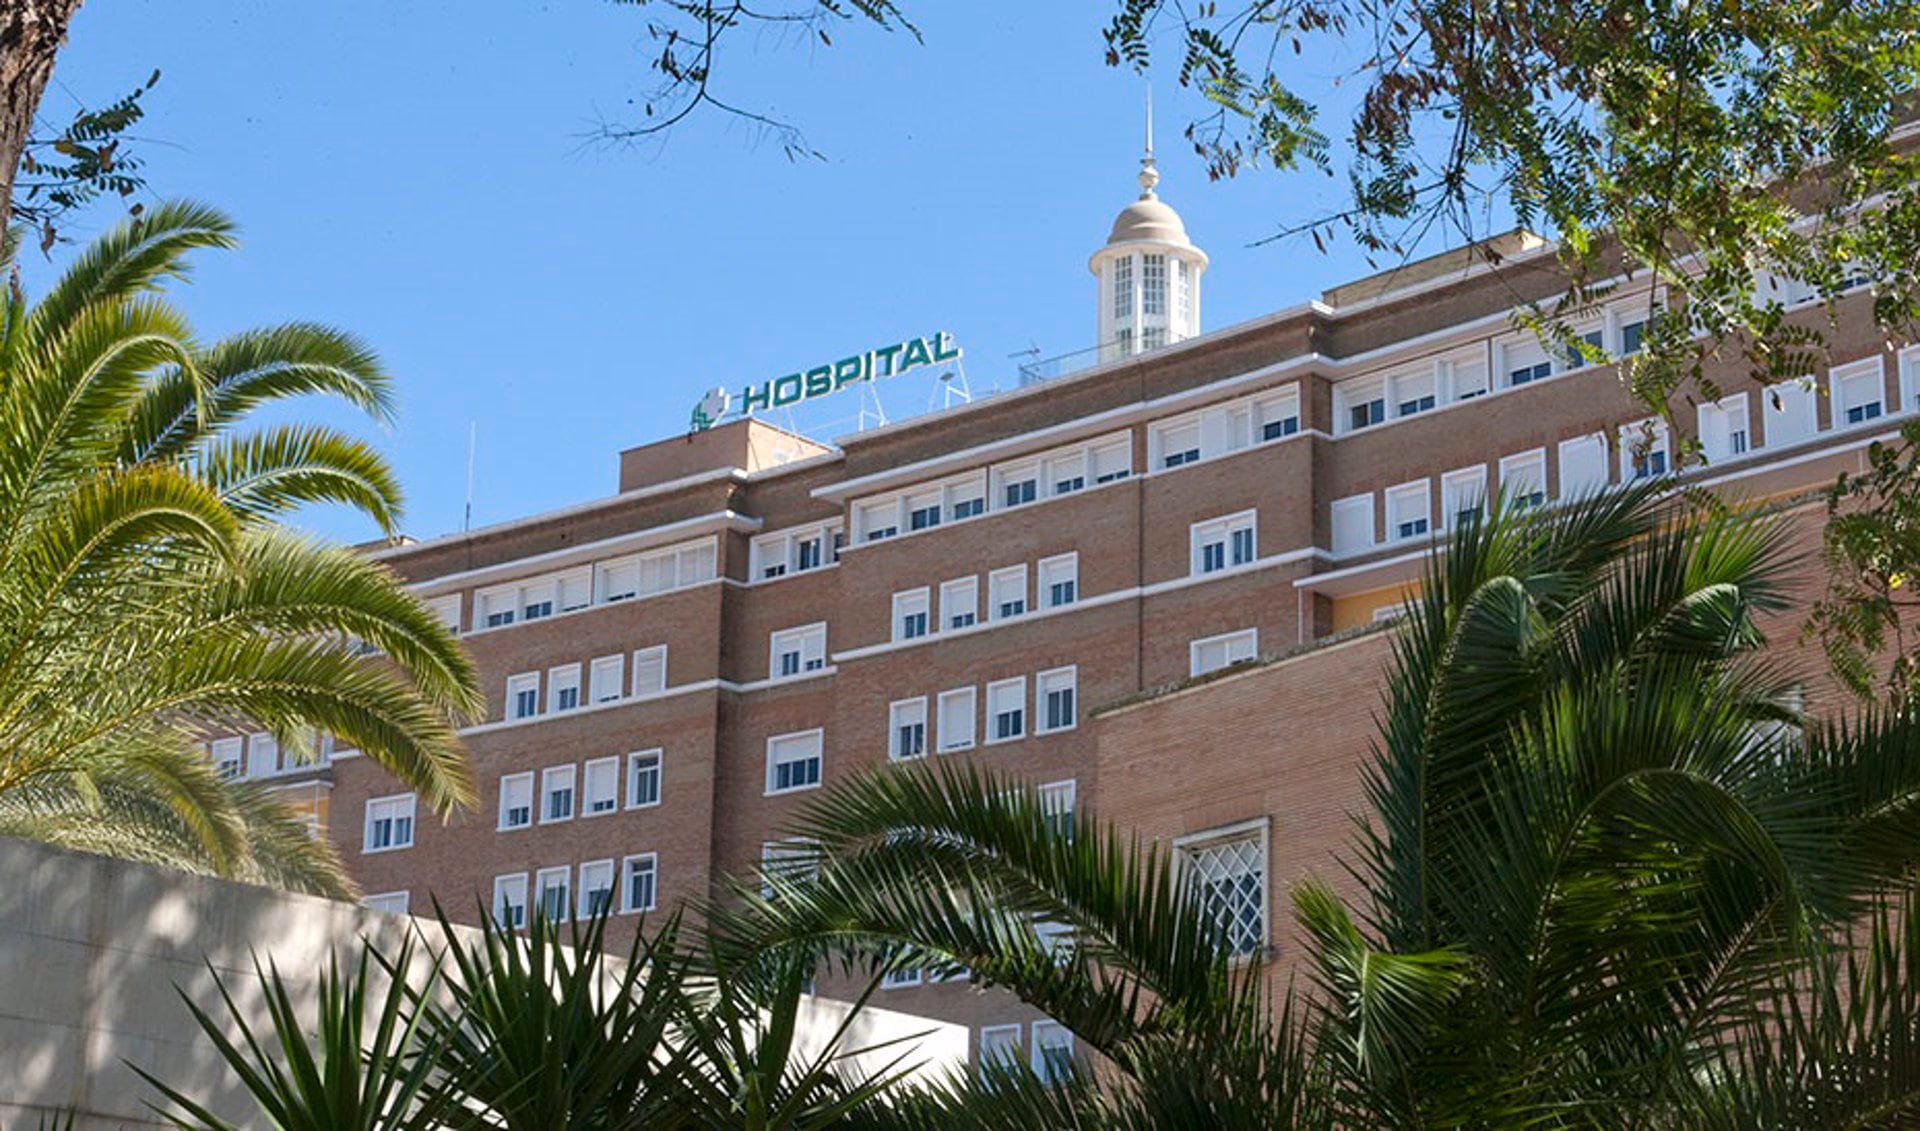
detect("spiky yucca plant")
[0,203,481,895]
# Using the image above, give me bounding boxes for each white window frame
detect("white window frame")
[534,866,572,924]
[1252,386,1302,442]
[361,891,410,916]
[582,755,620,817]
[626,749,663,809]
[986,677,1027,744]
[540,765,576,825]
[506,672,541,721]
[1832,357,1888,429]
[1762,376,1820,447]
[889,697,929,762]
[1190,628,1258,677]
[425,594,461,635]
[621,852,659,913]
[1498,448,1549,508]
[362,793,416,854]
[1338,379,1387,433]
[988,565,1029,622]
[1441,465,1489,530]
[1174,817,1270,959]
[891,588,932,642]
[578,859,616,920]
[589,654,625,704]
[1616,421,1670,482]
[1330,494,1376,555]
[1038,552,1080,609]
[1031,1020,1076,1085]
[937,686,978,752]
[1556,433,1611,496]
[1036,666,1078,735]
[1697,393,1753,463]
[1150,416,1203,469]
[769,624,828,681]
[209,736,243,781]
[547,663,582,714]
[497,771,534,831]
[1383,480,1432,543]
[761,838,821,898]
[1899,346,1920,414]
[492,873,528,930]
[978,1025,1023,1078]
[1190,510,1258,575]
[940,576,979,631]
[632,644,668,696]
[766,729,825,796]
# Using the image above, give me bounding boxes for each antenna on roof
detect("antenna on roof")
[463,421,476,534]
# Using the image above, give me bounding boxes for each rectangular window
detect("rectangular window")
[1499,449,1548,508]
[1833,358,1887,427]
[1330,495,1375,555]
[1344,381,1386,431]
[1441,465,1489,529]
[940,577,978,630]
[989,565,1028,621]
[535,867,571,924]
[477,584,516,630]
[1254,387,1301,441]
[857,498,901,542]
[547,663,581,713]
[937,687,977,752]
[1177,821,1267,958]
[1142,253,1166,315]
[622,853,658,913]
[497,772,533,830]
[1036,666,1077,734]
[507,672,540,721]
[363,794,416,853]
[589,654,624,704]
[1445,353,1491,401]
[892,589,931,642]
[558,569,591,613]
[907,489,943,532]
[1038,780,1077,839]
[766,730,824,795]
[1617,421,1669,481]
[521,581,555,622]
[751,525,840,579]
[492,874,528,930]
[245,732,283,778]
[1112,255,1133,319]
[1090,438,1132,483]
[425,593,461,635]
[979,1025,1023,1079]
[1393,369,1437,417]
[578,859,615,919]
[987,677,1026,743]
[627,749,663,808]
[1505,339,1553,387]
[882,965,923,990]
[1620,318,1648,356]
[761,839,820,898]
[1697,394,1752,463]
[1901,346,1920,414]
[596,559,640,603]
[769,625,827,680]
[1190,629,1258,677]
[1032,1021,1075,1085]
[1191,511,1257,575]
[890,698,929,761]
[539,765,576,824]
[1557,434,1610,496]
[996,461,1039,509]
[583,755,619,816]
[1038,553,1079,608]
[1157,419,1202,468]
[632,645,668,696]
[1045,451,1087,496]
[1384,481,1431,542]
[1763,377,1819,447]
[210,736,243,781]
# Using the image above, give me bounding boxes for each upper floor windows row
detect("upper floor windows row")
[849,433,1132,544]
[890,554,1079,644]
[749,521,844,582]
[888,665,1079,760]
[496,749,661,831]
[492,853,656,929]
[470,538,716,633]
[1147,386,1299,472]
[505,645,668,723]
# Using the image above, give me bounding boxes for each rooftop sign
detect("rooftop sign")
[689,331,962,431]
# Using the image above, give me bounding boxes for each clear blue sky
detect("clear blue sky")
[39,1,1413,543]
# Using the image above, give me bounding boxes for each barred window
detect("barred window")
[1178,823,1266,958]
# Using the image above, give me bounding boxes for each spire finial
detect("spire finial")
[1138,84,1160,198]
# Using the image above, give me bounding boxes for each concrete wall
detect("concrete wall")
[0,837,964,1130]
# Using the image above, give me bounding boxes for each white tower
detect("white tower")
[1090,91,1209,362]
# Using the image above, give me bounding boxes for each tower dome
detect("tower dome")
[1089,92,1209,362]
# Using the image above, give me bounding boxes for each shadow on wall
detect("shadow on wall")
[0,837,966,1130]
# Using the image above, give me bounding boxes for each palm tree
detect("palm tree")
[0,202,481,896]
[726,483,1920,1126]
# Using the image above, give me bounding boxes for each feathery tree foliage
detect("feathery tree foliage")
[721,484,1920,1127]
[0,201,481,896]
